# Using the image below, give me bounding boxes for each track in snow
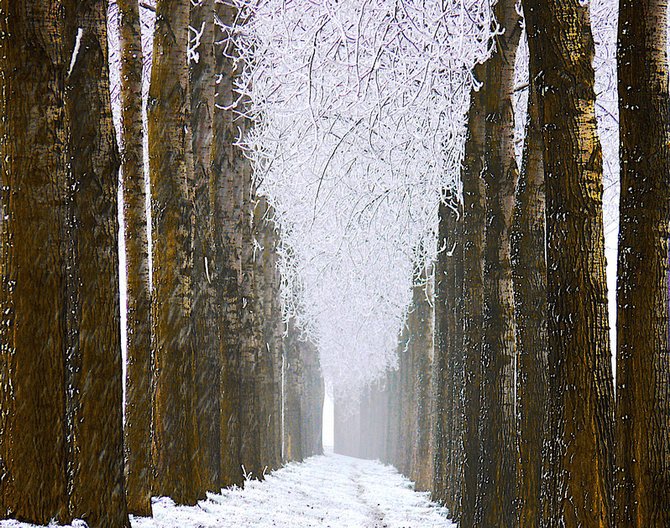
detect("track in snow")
[136,452,456,528]
[0,453,456,528]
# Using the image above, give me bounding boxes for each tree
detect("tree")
[190,0,221,495]
[511,62,547,528]
[254,198,284,470]
[66,1,129,526]
[459,60,488,528]
[478,0,522,523]
[523,1,615,526]
[409,266,434,492]
[615,0,670,523]
[0,2,72,523]
[148,0,198,505]
[212,0,244,487]
[283,317,304,461]
[117,0,153,516]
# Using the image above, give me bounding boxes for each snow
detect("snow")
[0,453,456,528]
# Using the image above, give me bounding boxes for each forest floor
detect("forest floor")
[0,452,455,528]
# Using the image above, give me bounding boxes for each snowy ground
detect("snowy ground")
[0,452,456,528]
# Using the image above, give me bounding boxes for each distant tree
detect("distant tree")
[300,338,325,459]
[615,0,670,524]
[511,53,547,528]
[524,1,615,526]
[284,317,305,462]
[0,2,72,523]
[117,0,153,516]
[148,0,197,505]
[409,266,433,492]
[432,193,463,514]
[254,198,284,470]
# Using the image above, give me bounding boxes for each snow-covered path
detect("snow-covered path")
[0,453,456,528]
[135,452,456,528]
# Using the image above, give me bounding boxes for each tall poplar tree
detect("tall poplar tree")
[190,0,221,495]
[511,64,547,528]
[213,0,244,488]
[478,0,522,524]
[66,1,129,526]
[615,0,670,524]
[148,0,197,505]
[524,1,615,526]
[117,0,153,516]
[0,2,72,523]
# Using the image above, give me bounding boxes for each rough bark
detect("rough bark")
[148,0,197,505]
[254,198,283,471]
[432,198,453,505]
[479,1,522,525]
[511,70,547,528]
[0,2,71,523]
[459,61,487,528]
[212,0,245,488]
[283,318,304,462]
[66,2,129,526]
[524,1,615,526]
[410,268,433,492]
[190,0,221,495]
[300,339,324,458]
[117,0,152,516]
[615,0,670,524]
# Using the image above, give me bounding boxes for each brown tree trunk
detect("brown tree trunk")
[117,0,153,516]
[459,60,487,528]
[148,0,197,505]
[385,369,400,467]
[300,339,324,458]
[446,209,464,521]
[479,1,521,525]
[212,0,246,488]
[283,317,304,462]
[615,0,670,524]
[511,71,547,527]
[66,2,129,526]
[524,2,615,526]
[190,0,221,495]
[432,198,454,505]
[0,2,71,523]
[239,183,263,481]
[254,198,283,471]
[410,267,433,492]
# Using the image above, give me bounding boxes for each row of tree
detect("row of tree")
[0,1,324,527]
[336,1,670,527]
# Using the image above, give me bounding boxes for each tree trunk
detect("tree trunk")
[190,0,221,495]
[459,60,487,528]
[0,2,71,523]
[66,2,129,526]
[615,0,670,524]
[212,0,245,487]
[148,0,197,505]
[283,317,304,462]
[479,1,521,525]
[254,198,283,471]
[300,339,324,458]
[524,2,615,526]
[117,0,153,516]
[432,198,453,505]
[511,70,547,528]
[411,267,434,492]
